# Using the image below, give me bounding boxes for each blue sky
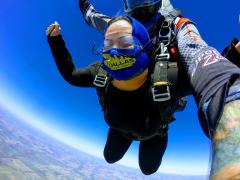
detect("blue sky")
[0,0,239,175]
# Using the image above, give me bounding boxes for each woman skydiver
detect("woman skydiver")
[77,0,240,179]
[46,16,189,175]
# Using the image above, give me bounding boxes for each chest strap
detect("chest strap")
[93,65,109,88]
[93,65,110,110]
[151,43,171,102]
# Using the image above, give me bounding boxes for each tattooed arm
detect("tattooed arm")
[211,99,240,179]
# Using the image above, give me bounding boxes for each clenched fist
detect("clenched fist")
[46,21,61,37]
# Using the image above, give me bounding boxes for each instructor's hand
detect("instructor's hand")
[46,21,61,37]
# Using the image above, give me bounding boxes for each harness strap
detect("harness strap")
[93,64,110,110]
[151,17,176,103]
[152,50,171,102]
[93,65,108,88]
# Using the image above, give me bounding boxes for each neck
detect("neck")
[112,69,148,91]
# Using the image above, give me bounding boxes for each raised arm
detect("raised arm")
[79,0,111,33]
[46,22,100,87]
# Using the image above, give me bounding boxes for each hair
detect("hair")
[105,16,132,33]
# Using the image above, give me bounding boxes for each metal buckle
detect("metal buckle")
[155,43,170,62]
[155,53,170,61]
[93,74,108,87]
[161,36,171,46]
[152,84,171,102]
[159,21,172,46]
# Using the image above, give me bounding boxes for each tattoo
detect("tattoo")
[211,100,240,177]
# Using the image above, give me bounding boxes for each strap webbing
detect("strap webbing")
[94,65,110,110]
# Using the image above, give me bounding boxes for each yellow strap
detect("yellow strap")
[153,81,169,87]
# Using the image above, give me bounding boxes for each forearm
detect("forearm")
[211,99,240,179]
[47,35,95,87]
[48,35,76,80]
[79,0,111,33]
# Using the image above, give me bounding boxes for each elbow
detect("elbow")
[63,76,79,87]
[62,75,90,87]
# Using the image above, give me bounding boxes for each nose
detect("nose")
[111,42,120,49]
[109,48,119,56]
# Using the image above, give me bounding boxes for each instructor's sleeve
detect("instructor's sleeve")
[175,17,240,136]
[79,0,111,33]
[47,35,100,87]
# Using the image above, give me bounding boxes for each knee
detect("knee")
[139,162,161,175]
[139,155,162,175]
[104,157,117,164]
[103,150,122,164]
[104,156,118,164]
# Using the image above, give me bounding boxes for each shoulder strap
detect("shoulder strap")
[151,17,175,102]
[151,43,171,102]
[150,17,186,122]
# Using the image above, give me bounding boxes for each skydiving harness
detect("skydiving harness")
[151,19,177,102]
[93,17,184,139]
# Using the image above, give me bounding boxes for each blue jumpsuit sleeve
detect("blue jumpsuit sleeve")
[79,0,112,33]
[175,19,240,136]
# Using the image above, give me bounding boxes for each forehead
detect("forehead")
[105,20,133,38]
